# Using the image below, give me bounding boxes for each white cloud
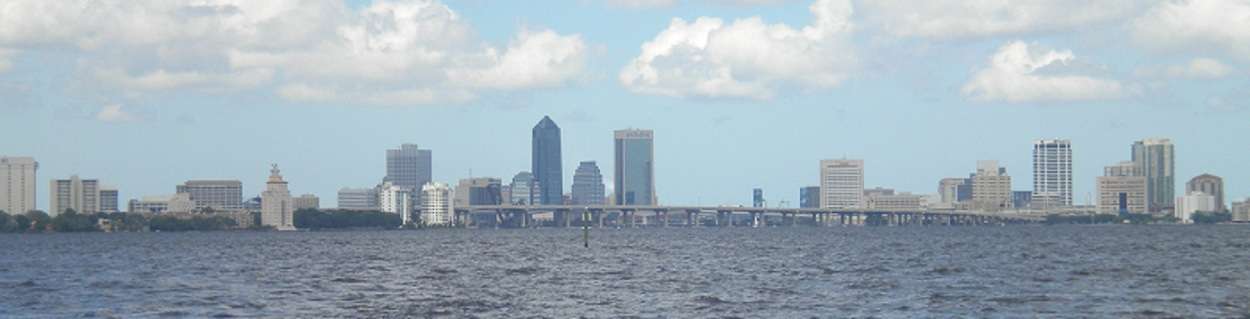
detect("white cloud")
[96,104,138,123]
[620,0,857,99]
[962,41,1126,103]
[861,1,1142,39]
[1136,57,1233,79]
[607,0,676,8]
[1133,0,1250,59]
[0,0,587,106]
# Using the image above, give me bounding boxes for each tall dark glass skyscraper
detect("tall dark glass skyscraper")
[385,144,432,191]
[614,129,655,205]
[532,116,562,205]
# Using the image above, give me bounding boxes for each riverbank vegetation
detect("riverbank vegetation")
[293,209,402,230]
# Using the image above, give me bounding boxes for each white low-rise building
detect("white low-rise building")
[1175,191,1216,223]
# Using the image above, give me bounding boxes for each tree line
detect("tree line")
[293,209,402,230]
[0,209,242,233]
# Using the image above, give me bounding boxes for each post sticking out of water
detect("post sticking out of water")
[583,208,590,248]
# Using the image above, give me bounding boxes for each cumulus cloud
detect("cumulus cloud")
[96,104,139,123]
[0,0,587,106]
[1133,0,1250,59]
[861,1,1142,39]
[962,41,1126,103]
[1136,58,1233,79]
[620,0,857,99]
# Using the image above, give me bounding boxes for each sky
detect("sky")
[0,0,1247,209]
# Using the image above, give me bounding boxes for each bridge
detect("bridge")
[450,205,1044,228]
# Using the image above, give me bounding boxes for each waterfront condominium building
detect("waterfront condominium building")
[1032,139,1073,208]
[971,160,1012,212]
[1096,161,1147,215]
[509,171,541,205]
[49,175,100,216]
[337,187,379,211]
[176,180,243,211]
[1186,174,1225,212]
[99,187,119,213]
[819,159,864,209]
[1176,191,1216,223]
[571,161,605,205]
[260,165,295,231]
[799,186,820,208]
[385,143,433,191]
[615,129,656,206]
[0,156,38,215]
[532,116,563,205]
[379,181,413,224]
[1132,138,1175,213]
[421,182,454,226]
[293,194,320,211]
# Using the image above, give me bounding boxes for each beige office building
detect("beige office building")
[1,157,38,215]
[1233,199,1250,222]
[260,165,295,231]
[820,159,864,209]
[293,194,320,211]
[1097,161,1148,215]
[972,160,1012,212]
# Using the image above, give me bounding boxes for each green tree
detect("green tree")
[11,214,31,232]
[51,209,100,232]
[0,210,9,232]
[25,210,51,232]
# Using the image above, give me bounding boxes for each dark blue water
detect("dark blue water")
[1,225,1248,318]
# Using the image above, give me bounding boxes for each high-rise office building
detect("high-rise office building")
[819,159,864,209]
[1097,161,1147,215]
[0,156,38,215]
[532,116,563,205]
[1186,174,1225,212]
[1132,138,1175,213]
[293,194,320,211]
[421,182,454,226]
[614,129,656,205]
[260,165,295,231]
[571,161,605,205]
[49,175,100,215]
[1033,139,1072,208]
[337,187,379,211]
[177,180,243,211]
[799,186,820,208]
[753,188,765,208]
[971,160,1011,212]
[385,144,432,191]
[509,171,541,205]
[99,187,119,213]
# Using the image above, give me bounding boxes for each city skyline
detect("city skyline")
[0,0,1247,210]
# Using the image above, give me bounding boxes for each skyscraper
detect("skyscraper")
[1097,161,1147,215]
[799,186,820,208]
[614,129,656,205]
[532,116,562,205]
[261,164,295,231]
[819,159,863,209]
[385,144,433,191]
[509,171,541,205]
[1186,174,1225,212]
[571,161,605,205]
[49,175,100,215]
[1032,139,1072,208]
[1132,138,1175,213]
[176,180,243,211]
[0,156,38,215]
[753,188,765,208]
[971,160,1012,212]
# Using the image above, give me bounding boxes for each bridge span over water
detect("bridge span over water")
[450,205,1044,228]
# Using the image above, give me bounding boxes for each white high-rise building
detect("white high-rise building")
[1033,139,1072,208]
[819,159,864,209]
[49,175,100,216]
[421,182,454,227]
[261,164,296,231]
[1,156,38,215]
[1176,191,1216,223]
[379,181,413,225]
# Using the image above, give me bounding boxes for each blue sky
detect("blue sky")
[0,0,1247,209]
